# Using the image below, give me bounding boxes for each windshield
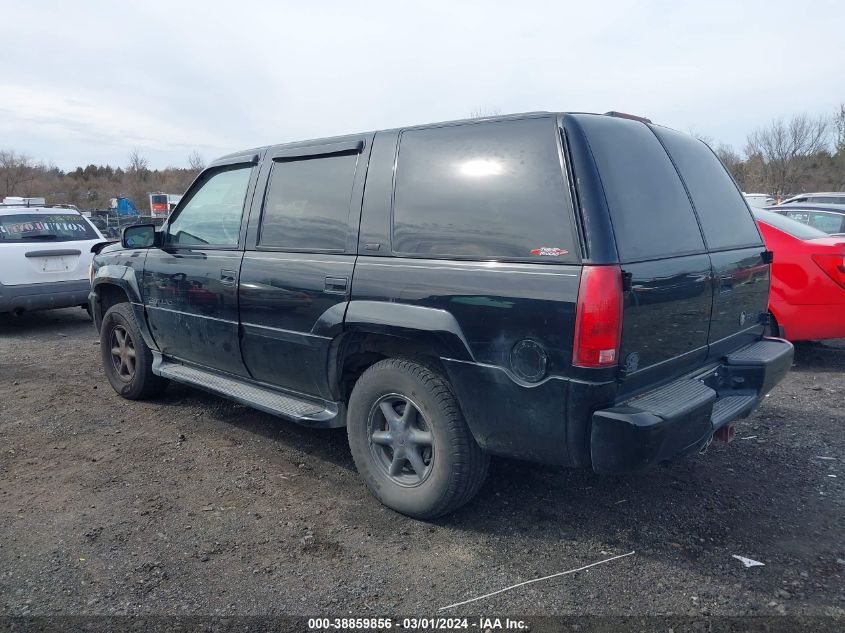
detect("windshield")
[0,213,99,242]
[754,209,828,239]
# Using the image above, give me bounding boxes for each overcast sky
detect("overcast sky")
[2,0,843,170]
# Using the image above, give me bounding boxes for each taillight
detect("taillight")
[572,265,624,368]
[813,254,845,289]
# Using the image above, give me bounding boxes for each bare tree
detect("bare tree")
[833,103,845,154]
[468,107,502,119]
[745,114,830,197]
[0,150,34,197]
[688,128,714,146]
[714,143,746,184]
[127,148,150,181]
[187,151,206,172]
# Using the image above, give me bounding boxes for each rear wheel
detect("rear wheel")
[347,358,489,519]
[100,303,168,399]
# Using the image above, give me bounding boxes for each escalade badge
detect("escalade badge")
[530,247,568,257]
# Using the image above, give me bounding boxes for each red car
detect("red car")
[755,209,845,341]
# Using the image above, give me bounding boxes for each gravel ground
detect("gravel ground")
[1,308,843,618]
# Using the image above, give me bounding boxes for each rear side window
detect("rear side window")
[392,118,579,261]
[652,126,762,250]
[576,115,704,262]
[808,211,845,234]
[169,166,252,246]
[259,153,359,251]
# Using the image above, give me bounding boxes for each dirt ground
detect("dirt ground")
[1,308,843,618]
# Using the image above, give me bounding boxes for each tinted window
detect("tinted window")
[809,211,845,234]
[575,115,704,261]
[652,126,761,250]
[0,213,98,242]
[392,118,578,261]
[169,166,252,246]
[754,210,827,239]
[784,210,811,224]
[259,153,358,251]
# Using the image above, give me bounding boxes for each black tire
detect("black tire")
[100,303,168,400]
[347,358,489,519]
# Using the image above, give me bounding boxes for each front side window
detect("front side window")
[392,118,579,261]
[259,153,359,251]
[0,213,99,242]
[168,165,252,246]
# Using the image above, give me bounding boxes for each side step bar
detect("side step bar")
[152,357,345,428]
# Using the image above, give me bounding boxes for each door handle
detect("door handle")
[324,276,349,294]
[220,269,237,286]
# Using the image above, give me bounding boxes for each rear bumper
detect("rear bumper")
[0,279,90,313]
[591,337,794,474]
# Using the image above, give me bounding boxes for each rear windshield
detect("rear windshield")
[575,115,705,262]
[754,209,828,239]
[150,194,168,204]
[652,126,762,250]
[0,213,98,242]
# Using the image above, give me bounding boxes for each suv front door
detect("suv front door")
[142,156,260,376]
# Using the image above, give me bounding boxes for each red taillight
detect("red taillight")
[813,254,845,289]
[572,265,624,368]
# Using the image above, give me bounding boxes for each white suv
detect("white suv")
[0,205,107,316]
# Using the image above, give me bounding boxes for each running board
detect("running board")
[153,358,345,428]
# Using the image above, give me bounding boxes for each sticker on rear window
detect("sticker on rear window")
[530,247,568,257]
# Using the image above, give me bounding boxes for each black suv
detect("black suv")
[90,112,793,518]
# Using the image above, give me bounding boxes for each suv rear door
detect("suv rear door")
[566,114,714,395]
[238,136,372,399]
[651,126,768,360]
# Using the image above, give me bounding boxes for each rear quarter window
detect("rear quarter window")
[651,126,762,250]
[392,118,579,262]
[575,115,705,262]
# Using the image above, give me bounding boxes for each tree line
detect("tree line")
[1,105,844,209]
[0,149,206,212]
[705,104,845,198]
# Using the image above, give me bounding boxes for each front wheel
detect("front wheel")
[347,358,489,519]
[100,303,168,399]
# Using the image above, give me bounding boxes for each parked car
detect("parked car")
[779,192,845,206]
[754,209,845,341]
[768,203,845,235]
[90,112,793,518]
[1,204,107,316]
[743,193,775,209]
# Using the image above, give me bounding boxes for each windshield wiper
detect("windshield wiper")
[20,234,58,240]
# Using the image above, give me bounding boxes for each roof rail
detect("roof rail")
[604,111,652,123]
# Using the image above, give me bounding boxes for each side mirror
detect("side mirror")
[121,223,159,249]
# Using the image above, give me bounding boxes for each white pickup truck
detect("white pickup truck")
[0,204,108,316]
